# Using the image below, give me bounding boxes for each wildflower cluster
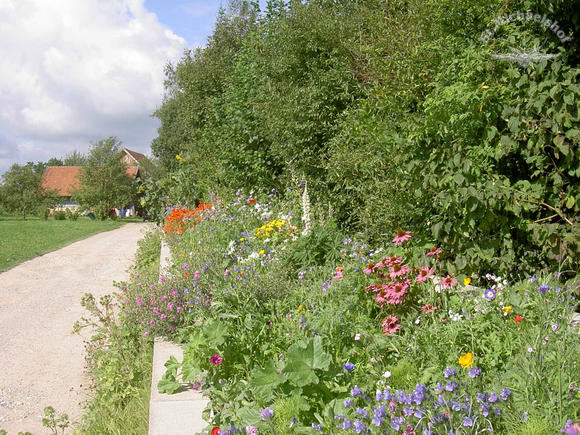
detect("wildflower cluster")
[335,367,512,434]
[163,203,212,235]
[254,218,291,240]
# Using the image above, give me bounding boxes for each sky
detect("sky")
[0,0,257,177]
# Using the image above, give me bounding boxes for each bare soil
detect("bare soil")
[0,223,151,434]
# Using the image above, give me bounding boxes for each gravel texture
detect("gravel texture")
[0,223,151,434]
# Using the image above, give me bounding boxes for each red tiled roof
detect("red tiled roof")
[41,166,82,197]
[124,148,147,163]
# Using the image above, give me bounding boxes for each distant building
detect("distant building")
[41,148,150,211]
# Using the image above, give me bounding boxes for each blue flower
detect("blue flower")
[537,285,550,293]
[344,362,356,371]
[311,423,323,431]
[351,385,362,397]
[344,399,352,407]
[484,288,496,301]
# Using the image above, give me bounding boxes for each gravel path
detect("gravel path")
[0,223,151,434]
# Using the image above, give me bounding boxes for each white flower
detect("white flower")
[383,371,392,379]
[354,333,361,341]
[527,346,534,353]
[415,318,421,325]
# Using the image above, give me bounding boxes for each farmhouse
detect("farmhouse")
[41,148,148,210]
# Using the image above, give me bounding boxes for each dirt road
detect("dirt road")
[0,223,151,434]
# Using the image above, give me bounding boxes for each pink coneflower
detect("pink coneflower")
[388,263,411,278]
[421,304,438,313]
[392,229,412,245]
[426,246,443,257]
[365,284,381,293]
[363,263,377,275]
[383,256,403,267]
[416,266,435,283]
[441,275,458,288]
[374,293,387,307]
[381,315,402,335]
[210,354,223,366]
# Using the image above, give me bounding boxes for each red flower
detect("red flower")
[514,315,523,323]
[248,198,255,205]
[211,427,220,435]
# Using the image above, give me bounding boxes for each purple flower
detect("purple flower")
[488,392,499,403]
[561,419,580,435]
[468,367,482,378]
[463,416,474,427]
[528,275,538,283]
[322,280,331,292]
[246,426,258,435]
[259,407,274,421]
[344,399,352,407]
[312,423,323,431]
[354,420,367,434]
[443,366,456,378]
[500,388,512,400]
[537,285,550,293]
[344,362,356,371]
[552,323,559,331]
[351,385,362,397]
[484,288,496,301]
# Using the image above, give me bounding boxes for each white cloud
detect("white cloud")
[0,0,186,175]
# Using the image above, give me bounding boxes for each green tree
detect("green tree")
[0,163,58,219]
[63,150,86,166]
[73,137,137,219]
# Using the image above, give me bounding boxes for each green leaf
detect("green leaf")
[250,362,287,402]
[283,337,331,387]
[157,376,180,394]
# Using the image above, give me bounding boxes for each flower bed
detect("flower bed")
[121,189,579,434]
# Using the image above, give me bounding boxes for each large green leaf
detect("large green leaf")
[283,337,331,387]
[250,361,287,402]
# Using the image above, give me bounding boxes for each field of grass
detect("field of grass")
[0,216,125,272]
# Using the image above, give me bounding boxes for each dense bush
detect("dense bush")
[148,0,579,279]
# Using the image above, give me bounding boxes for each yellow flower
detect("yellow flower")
[502,306,512,315]
[458,352,474,368]
[463,277,471,286]
[259,249,265,255]
[297,304,303,313]
[175,154,182,160]
[240,237,245,242]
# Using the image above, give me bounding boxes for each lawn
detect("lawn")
[0,216,125,272]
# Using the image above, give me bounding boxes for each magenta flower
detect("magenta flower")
[210,354,223,366]
[392,229,412,245]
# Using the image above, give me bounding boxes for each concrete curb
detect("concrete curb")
[148,237,210,435]
[148,338,210,435]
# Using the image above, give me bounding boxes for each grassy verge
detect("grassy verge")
[76,229,161,435]
[0,216,125,272]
